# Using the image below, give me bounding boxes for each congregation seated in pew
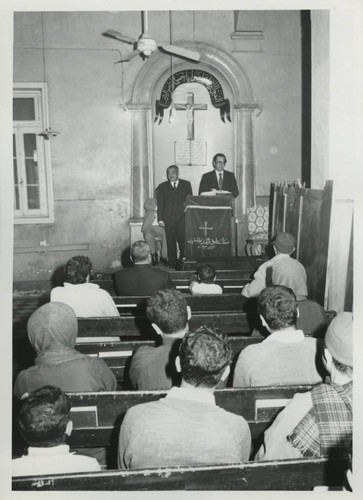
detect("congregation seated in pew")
[115,240,173,296]
[118,326,251,469]
[50,255,119,317]
[12,385,101,477]
[14,302,117,399]
[256,312,353,461]
[129,289,190,390]
[233,286,325,387]
[189,264,223,295]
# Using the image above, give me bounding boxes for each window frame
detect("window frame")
[13,82,54,224]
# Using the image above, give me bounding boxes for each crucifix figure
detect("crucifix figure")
[175,92,207,141]
[198,221,213,236]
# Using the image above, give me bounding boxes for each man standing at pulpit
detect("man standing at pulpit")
[198,153,239,198]
[157,165,193,270]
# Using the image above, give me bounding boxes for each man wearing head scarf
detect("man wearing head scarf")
[255,312,352,460]
[14,302,117,399]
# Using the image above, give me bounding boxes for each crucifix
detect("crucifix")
[198,221,213,236]
[175,92,207,141]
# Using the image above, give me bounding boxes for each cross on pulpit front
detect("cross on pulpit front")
[199,221,213,236]
[175,92,208,141]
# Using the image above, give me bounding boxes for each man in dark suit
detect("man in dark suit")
[198,153,239,198]
[157,165,193,269]
[115,241,173,296]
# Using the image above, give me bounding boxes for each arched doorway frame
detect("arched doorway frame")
[129,41,259,253]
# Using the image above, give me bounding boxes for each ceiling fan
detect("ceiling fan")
[102,11,201,63]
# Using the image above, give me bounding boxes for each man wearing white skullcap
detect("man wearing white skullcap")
[255,312,353,460]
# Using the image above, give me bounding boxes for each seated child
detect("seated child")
[189,264,223,295]
[12,385,101,477]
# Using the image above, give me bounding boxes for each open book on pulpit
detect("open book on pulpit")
[200,189,232,196]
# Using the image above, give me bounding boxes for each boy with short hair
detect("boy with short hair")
[189,264,223,295]
[12,385,101,477]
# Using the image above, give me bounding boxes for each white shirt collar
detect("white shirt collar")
[166,386,216,406]
[170,180,179,188]
[215,170,223,179]
[264,329,305,344]
[64,282,99,289]
[27,444,71,456]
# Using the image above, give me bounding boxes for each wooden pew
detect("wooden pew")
[75,336,262,383]
[12,455,349,491]
[114,293,246,313]
[94,269,253,295]
[13,385,314,466]
[77,311,252,338]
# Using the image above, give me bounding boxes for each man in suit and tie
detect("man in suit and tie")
[198,153,239,198]
[157,165,193,270]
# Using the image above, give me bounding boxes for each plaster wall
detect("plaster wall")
[13,10,302,284]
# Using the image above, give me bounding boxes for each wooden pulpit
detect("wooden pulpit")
[184,195,235,260]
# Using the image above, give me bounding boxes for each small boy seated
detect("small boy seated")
[189,264,223,295]
[12,385,101,477]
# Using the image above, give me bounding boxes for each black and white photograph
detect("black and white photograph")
[1,0,362,496]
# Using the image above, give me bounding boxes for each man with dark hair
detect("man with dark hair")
[12,386,101,476]
[50,255,119,317]
[115,241,173,295]
[198,153,239,198]
[233,285,324,387]
[129,289,190,390]
[256,312,352,460]
[189,264,223,295]
[119,326,251,469]
[157,165,193,270]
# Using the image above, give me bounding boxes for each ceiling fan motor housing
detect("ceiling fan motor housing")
[137,36,157,56]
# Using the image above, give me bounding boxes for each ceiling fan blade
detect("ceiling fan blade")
[115,50,140,63]
[102,29,136,44]
[160,43,201,62]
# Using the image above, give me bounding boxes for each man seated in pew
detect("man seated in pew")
[233,286,325,387]
[255,312,352,461]
[118,326,251,469]
[271,258,328,337]
[129,289,190,390]
[189,264,223,295]
[115,240,173,296]
[51,255,119,317]
[242,232,307,299]
[14,302,117,399]
[12,385,101,477]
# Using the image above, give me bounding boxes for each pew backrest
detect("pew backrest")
[75,336,262,383]
[12,455,349,491]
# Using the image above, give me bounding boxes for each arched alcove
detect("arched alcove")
[129,41,259,254]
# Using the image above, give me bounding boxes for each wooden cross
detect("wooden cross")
[198,221,213,236]
[175,92,207,141]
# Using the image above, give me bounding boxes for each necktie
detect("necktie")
[218,173,223,190]
[173,182,177,190]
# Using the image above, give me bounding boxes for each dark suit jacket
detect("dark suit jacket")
[115,264,174,296]
[198,170,239,198]
[157,179,193,223]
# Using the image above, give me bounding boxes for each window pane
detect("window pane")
[27,186,40,209]
[13,98,35,121]
[13,159,19,184]
[14,187,20,210]
[24,134,37,157]
[25,160,39,185]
